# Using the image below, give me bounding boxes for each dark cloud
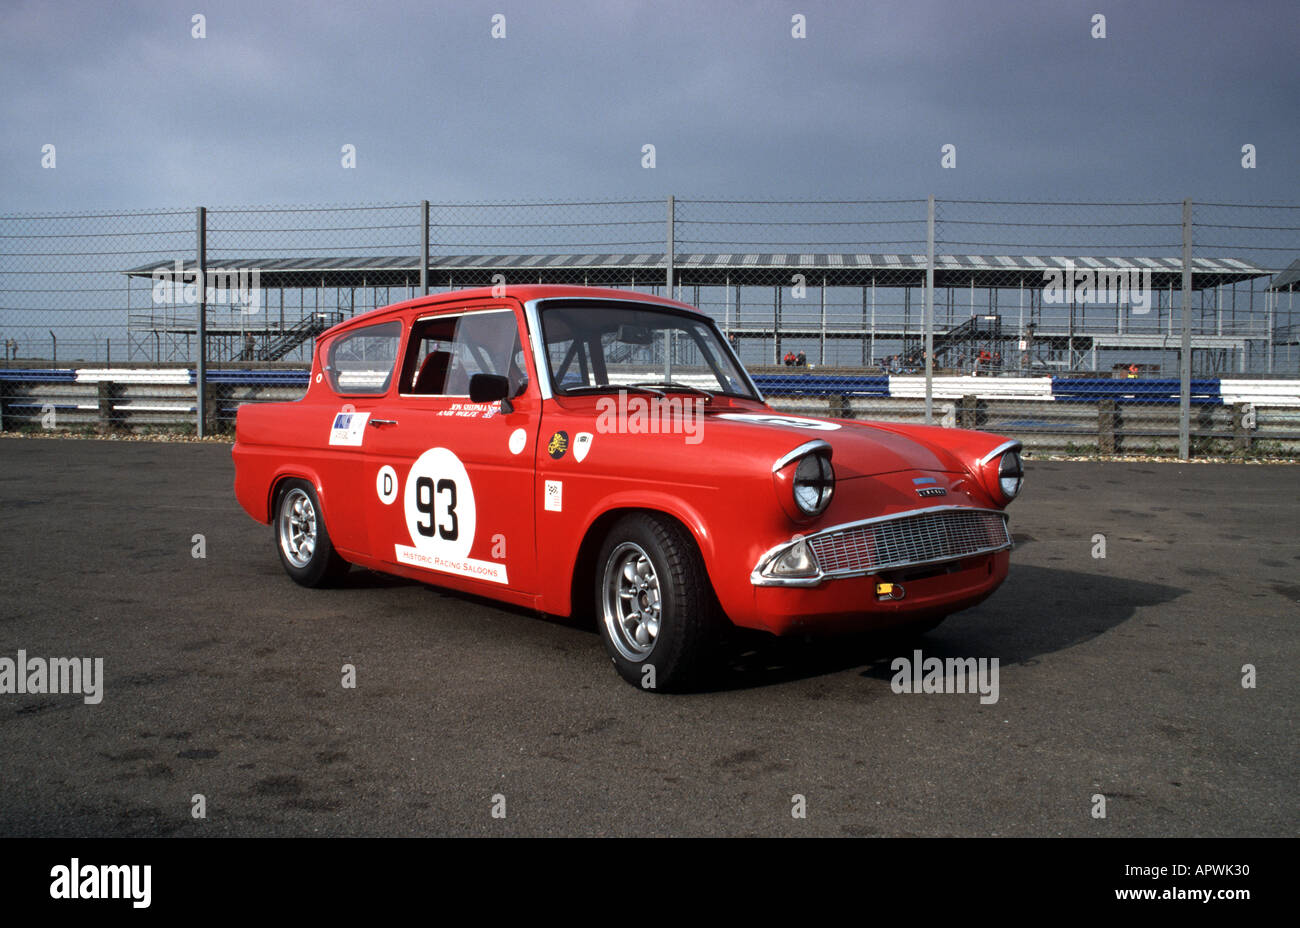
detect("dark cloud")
[1,0,1296,210]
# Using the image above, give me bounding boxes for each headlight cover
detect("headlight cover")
[997,448,1023,501]
[793,453,835,516]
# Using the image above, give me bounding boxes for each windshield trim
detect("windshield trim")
[524,296,763,402]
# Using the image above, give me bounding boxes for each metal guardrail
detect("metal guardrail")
[3,367,1298,456]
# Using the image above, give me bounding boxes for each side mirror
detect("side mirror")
[469,372,513,412]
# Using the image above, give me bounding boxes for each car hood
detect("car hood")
[706,411,960,479]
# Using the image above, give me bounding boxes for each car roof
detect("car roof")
[323,285,705,337]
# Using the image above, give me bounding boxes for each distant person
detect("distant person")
[783,351,796,367]
[244,333,256,361]
[796,350,807,367]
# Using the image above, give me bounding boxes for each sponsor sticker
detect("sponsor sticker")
[329,411,370,446]
[393,545,508,584]
[547,431,569,459]
[573,432,593,462]
[544,479,562,512]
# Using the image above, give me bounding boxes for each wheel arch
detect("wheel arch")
[266,466,330,525]
[567,503,716,624]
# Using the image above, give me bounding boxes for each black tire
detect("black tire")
[595,513,720,692]
[273,479,350,587]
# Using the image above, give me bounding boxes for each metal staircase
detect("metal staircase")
[903,314,1002,366]
[257,313,342,361]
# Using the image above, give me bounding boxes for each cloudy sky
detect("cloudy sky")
[1,0,1296,211]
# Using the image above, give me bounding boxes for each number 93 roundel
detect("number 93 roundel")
[403,447,475,559]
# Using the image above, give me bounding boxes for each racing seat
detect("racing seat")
[412,350,450,394]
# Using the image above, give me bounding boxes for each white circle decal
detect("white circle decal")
[376,465,399,505]
[715,413,841,431]
[508,428,527,455]
[404,448,475,558]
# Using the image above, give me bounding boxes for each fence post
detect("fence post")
[924,195,935,424]
[1179,198,1192,459]
[665,195,674,378]
[205,380,221,435]
[1098,399,1118,454]
[420,200,430,296]
[1233,402,1251,453]
[959,394,978,429]
[820,276,827,365]
[665,195,674,295]
[196,206,207,438]
[1266,288,1274,374]
[97,380,116,431]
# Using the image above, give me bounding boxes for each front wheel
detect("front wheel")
[274,479,350,587]
[596,513,720,692]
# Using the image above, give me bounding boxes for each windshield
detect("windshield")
[538,301,757,399]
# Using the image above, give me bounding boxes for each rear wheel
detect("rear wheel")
[596,513,720,692]
[274,479,350,587]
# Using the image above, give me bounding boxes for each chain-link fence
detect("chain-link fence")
[2,198,1297,454]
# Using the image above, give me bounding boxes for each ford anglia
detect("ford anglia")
[233,285,1022,690]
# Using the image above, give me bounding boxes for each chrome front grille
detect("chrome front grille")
[807,507,1011,576]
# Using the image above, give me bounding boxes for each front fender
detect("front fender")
[537,487,734,619]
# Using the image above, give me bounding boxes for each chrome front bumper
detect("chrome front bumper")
[751,505,1013,587]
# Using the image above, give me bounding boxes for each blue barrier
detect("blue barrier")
[0,369,78,382]
[6,402,82,411]
[752,374,891,397]
[0,369,1241,408]
[1051,377,1222,405]
[203,369,311,386]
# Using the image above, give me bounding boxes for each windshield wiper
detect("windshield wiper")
[626,381,714,402]
[561,383,666,397]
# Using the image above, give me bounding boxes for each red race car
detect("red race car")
[233,285,1022,690]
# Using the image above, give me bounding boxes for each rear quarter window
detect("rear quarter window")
[323,320,402,395]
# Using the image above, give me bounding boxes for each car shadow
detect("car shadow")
[695,564,1187,693]
[334,568,420,590]
[331,562,1184,695]
[335,565,592,627]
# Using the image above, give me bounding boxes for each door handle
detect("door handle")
[369,418,399,427]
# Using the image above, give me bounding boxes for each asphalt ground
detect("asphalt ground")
[0,437,1294,837]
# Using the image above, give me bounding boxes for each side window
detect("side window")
[402,308,528,397]
[324,321,401,395]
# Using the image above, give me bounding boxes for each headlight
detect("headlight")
[997,448,1023,500]
[793,453,835,516]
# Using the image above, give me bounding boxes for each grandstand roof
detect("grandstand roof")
[125,252,1270,290]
